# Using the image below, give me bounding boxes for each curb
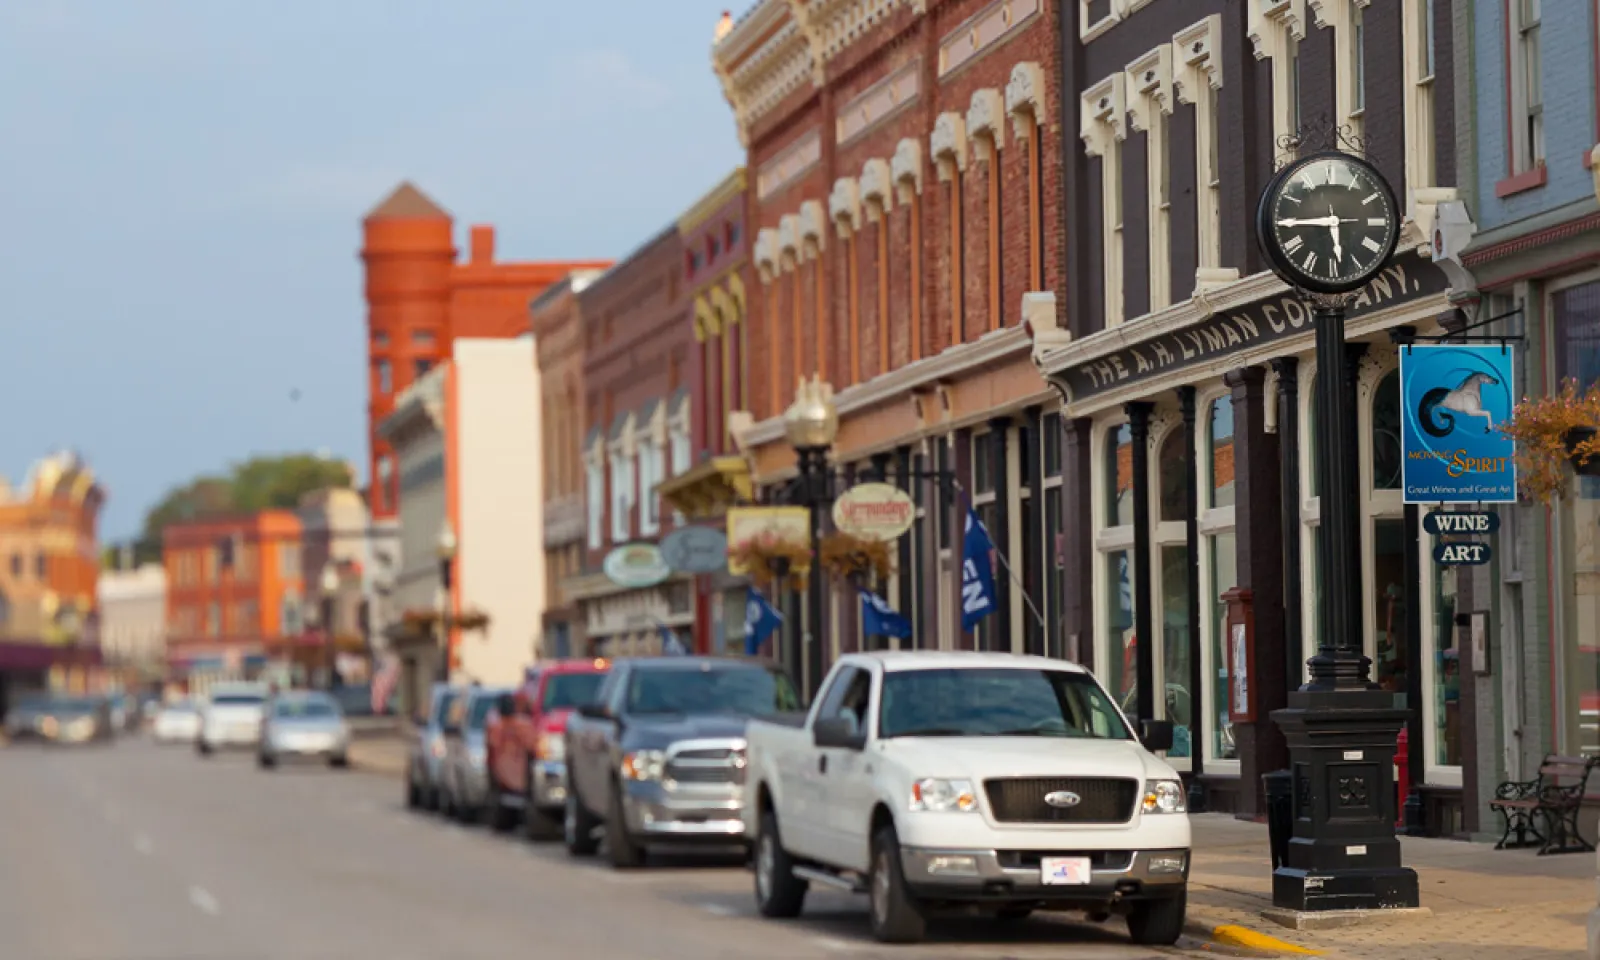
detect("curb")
[1211,923,1323,955]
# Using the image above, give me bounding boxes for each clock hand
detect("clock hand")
[1328,205,1343,266]
[1276,216,1337,228]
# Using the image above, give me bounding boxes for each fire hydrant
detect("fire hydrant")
[1395,727,1410,829]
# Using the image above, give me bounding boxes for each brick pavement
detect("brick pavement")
[1187,813,1593,959]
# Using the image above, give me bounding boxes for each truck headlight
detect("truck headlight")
[1142,779,1187,814]
[909,778,978,813]
[536,733,564,762]
[620,750,665,781]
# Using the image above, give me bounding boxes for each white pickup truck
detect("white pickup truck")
[743,651,1191,944]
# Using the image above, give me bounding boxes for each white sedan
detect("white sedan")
[152,700,202,744]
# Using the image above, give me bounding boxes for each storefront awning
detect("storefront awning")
[658,455,752,519]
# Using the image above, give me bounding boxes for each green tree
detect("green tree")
[130,455,353,563]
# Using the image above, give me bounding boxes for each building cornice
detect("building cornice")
[375,365,448,444]
[677,168,748,234]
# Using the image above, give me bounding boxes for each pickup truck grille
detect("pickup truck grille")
[666,744,746,786]
[983,777,1139,824]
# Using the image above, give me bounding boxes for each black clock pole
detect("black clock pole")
[1257,146,1419,921]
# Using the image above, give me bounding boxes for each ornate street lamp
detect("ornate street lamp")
[782,376,838,703]
[321,564,341,690]
[435,521,457,684]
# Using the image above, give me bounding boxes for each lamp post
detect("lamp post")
[782,376,839,704]
[435,521,457,685]
[320,565,340,690]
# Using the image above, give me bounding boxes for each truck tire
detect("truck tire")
[753,810,807,918]
[523,760,559,840]
[406,775,422,810]
[606,780,647,869]
[868,825,926,943]
[564,784,600,856]
[1126,890,1187,946]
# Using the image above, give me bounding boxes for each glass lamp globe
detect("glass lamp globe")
[783,375,839,450]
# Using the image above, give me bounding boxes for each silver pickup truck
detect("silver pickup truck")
[562,656,802,869]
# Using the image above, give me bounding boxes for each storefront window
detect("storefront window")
[1373,372,1404,490]
[1432,563,1461,766]
[1209,532,1238,759]
[1107,425,1134,526]
[1372,519,1409,697]
[1160,544,1192,757]
[1159,430,1187,521]
[1553,280,1600,755]
[1209,399,1235,508]
[1105,549,1137,713]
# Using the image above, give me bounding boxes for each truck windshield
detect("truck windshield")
[542,673,605,711]
[627,666,799,716]
[878,668,1133,740]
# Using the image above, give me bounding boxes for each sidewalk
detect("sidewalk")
[1187,813,1593,959]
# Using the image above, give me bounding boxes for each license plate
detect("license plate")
[1040,857,1093,885]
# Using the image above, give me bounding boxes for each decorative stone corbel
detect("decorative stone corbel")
[1021,291,1070,352]
[1124,46,1174,134]
[930,111,968,180]
[797,199,827,257]
[1079,74,1127,158]
[777,214,801,269]
[753,227,781,283]
[1425,194,1479,298]
[829,177,862,237]
[966,88,1005,155]
[859,158,893,220]
[1249,0,1307,61]
[891,137,924,202]
[1005,61,1047,141]
[1172,16,1223,105]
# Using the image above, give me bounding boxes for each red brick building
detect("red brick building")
[566,227,696,657]
[360,182,609,518]
[712,0,1065,683]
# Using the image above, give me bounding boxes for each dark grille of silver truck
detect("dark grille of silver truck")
[666,746,745,786]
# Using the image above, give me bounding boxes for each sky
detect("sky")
[0,0,745,540]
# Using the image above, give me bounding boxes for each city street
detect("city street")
[0,737,1219,960]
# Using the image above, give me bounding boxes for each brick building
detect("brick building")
[659,168,754,654]
[567,227,696,657]
[712,0,1065,694]
[360,182,609,520]
[0,452,105,708]
[531,268,606,659]
[1029,0,1473,824]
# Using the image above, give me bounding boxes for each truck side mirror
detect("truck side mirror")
[1139,719,1174,753]
[813,716,866,751]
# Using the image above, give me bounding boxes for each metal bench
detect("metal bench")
[1490,754,1599,855]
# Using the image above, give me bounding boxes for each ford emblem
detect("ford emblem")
[1043,790,1082,809]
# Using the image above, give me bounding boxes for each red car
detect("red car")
[487,658,609,838]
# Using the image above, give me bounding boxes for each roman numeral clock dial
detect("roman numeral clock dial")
[1256,152,1400,296]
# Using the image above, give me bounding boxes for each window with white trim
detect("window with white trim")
[1092,420,1139,718]
[669,399,691,525]
[1510,0,1544,173]
[1175,16,1225,280]
[608,428,635,544]
[1127,47,1174,313]
[1250,1,1307,155]
[1081,75,1126,329]
[638,438,660,536]
[1403,0,1437,189]
[585,445,604,550]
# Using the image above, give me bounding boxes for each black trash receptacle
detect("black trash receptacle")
[1263,769,1293,871]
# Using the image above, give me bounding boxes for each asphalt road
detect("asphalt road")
[0,736,1218,960]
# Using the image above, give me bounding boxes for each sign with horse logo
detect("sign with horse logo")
[1399,344,1517,504]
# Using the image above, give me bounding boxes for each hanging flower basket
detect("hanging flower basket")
[728,532,811,592]
[818,532,894,587]
[400,607,491,633]
[1498,379,1600,505]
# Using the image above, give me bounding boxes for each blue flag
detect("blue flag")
[961,507,997,631]
[859,589,912,640]
[656,621,688,656]
[744,588,783,656]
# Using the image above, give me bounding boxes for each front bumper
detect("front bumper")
[899,846,1189,903]
[265,734,347,759]
[202,725,261,748]
[621,780,747,842]
[531,759,567,811]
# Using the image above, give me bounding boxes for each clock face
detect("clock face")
[1258,153,1399,295]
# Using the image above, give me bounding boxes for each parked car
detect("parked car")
[563,656,801,869]
[744,651,1190,945]
[153,699,203,744]
[6,695,113,745]
[486,658,610,837]
[406,683,461,811]
[258,691,352,768]
[440,686,512,823]
[196,683,270,755]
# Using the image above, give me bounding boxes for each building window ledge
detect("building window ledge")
[1495,164,1548,198]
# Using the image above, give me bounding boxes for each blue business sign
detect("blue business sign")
[1399,344,1517,504]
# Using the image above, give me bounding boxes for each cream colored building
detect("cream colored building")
[97,561,167,678]
[377,338,544,714]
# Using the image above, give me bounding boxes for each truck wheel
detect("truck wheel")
[1126,890,1187,946]
[753,810,807,918]
[606,780,646,869]
[406,777,421,810]
[564,785,600,856]
[868,825,926,943]
[523,761,559,841]
[488,775,517,833]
